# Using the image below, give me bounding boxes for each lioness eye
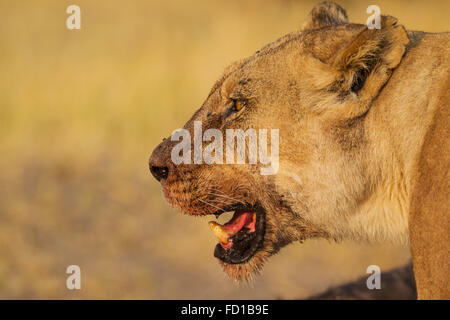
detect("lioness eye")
[232,99,245,112]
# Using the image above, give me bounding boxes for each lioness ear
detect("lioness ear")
[329,16,410,116]
[301,1,348,31]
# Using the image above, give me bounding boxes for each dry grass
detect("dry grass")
[0,0,448,299]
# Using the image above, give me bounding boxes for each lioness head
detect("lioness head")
[149,2,410,281]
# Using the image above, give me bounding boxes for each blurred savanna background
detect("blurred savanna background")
[0,0,448,299]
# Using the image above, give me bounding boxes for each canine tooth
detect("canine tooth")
[208,221,232,243]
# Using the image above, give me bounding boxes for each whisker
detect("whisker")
[208,192,246,205]
[198,199,225,213]
[208,198,232,205]
[210,188,228,195]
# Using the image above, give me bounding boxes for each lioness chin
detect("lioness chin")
[149,2,449,299]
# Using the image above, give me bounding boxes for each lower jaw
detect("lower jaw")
[217,243,273,282]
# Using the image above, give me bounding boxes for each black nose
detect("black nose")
[149,139,171,182]
[149,165,168,181]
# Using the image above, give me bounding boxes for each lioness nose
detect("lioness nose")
[150,165,168,181]
[149,139,171,182]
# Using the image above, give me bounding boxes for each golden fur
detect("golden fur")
[149,2,449,299]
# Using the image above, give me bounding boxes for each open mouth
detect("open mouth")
[208,202,266,264]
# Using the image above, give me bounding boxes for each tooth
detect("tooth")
[208,221,232,243]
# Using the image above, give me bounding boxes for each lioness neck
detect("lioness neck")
[353,32,449,245]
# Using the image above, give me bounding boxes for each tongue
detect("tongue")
[208,211,256,249]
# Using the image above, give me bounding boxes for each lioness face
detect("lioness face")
[149,4,409,281]
[149,47,358,281]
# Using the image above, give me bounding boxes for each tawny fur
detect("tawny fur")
[150,2,449,298]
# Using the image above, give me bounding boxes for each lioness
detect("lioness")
[149,2,449,299]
